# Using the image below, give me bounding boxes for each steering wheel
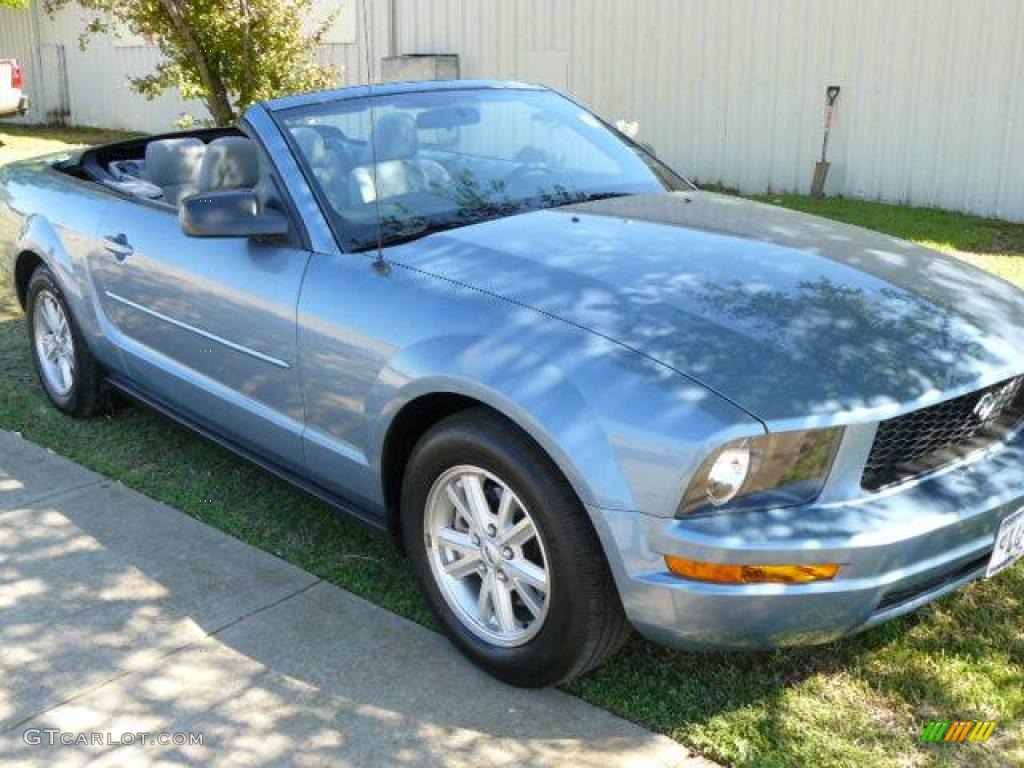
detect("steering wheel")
[502,162,551,188]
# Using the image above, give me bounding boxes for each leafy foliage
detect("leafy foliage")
[45,0,337,126]
[0,0,30,9]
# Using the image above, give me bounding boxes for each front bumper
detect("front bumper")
[594,426,1024,650]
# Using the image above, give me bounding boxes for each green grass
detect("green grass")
[0,123,140,165]
[2,126,1022,768]
[755,194,1024,288]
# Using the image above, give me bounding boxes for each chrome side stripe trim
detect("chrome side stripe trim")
[104,291,291,369]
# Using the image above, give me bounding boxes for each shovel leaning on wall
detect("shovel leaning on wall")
[810,85,841,198]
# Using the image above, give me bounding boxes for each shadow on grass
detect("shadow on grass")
[572,575,1022,762]
[754,193,1024,260]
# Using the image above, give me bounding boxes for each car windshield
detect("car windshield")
[279,87,689,251]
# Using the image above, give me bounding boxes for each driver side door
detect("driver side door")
[92,195,310,471]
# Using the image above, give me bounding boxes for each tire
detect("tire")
[26,265,106,417]
[401,407,631,687]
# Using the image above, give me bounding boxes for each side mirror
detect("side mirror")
[179,189,289,238]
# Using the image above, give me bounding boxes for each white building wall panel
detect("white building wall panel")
[392,0,1024,221]
[2,0,1022,220]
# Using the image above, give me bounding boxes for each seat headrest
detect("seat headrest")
[371,112,418,162]
[198,136,262,192]
[291,126,328,166]
[145,138,205,186]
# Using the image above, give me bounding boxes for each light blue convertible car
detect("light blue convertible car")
[2,81,1023,686]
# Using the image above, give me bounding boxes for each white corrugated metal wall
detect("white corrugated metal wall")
[0,1,383,130]
[393,0,1024,222]
[2,0,1023,221]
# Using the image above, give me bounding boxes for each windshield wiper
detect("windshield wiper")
[372,192,635,249]
[549,191,633,208]
[376,217,480,249]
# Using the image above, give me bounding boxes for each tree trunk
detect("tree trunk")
[239,0,254,111]
[157,0,234,125]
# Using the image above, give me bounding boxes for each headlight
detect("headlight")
[706,446,751,506]
[679,428,843,516]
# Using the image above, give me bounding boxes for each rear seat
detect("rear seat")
[145,137,206,206]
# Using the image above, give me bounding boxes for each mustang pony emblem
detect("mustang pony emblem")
[973,387,1010,422]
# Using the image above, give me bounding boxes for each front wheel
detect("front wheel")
[401,408,630,687]
[26,265,106,417]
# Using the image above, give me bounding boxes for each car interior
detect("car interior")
[277,111,472,217]
[283,108,574,237]
[57,117,456,219]
[52,95,658,253]
[57,127,287,215]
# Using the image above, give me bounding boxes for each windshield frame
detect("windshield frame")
[273,85,694,254]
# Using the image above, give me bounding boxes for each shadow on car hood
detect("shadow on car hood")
[391,191,1024,426]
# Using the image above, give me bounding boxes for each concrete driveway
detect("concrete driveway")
[0,431,711,767]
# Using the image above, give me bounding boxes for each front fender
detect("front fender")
[367,328,763,517]
[367,333,635,511]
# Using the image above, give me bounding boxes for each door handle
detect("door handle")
[103,233,134,261]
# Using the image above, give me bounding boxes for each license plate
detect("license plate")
[987,506,1024,577]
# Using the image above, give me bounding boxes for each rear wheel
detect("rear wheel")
[26,266,106,417]
[401,407,630,687]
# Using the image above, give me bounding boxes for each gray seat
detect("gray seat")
[197,136,262,193]
[144,138,206,206]
[348,112,451,204]
[194,135,290,217]
[292,126,350,211]
[292,126,329,168]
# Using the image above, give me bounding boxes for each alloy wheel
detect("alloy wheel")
[33,290,76,397]
[423,464,551,647]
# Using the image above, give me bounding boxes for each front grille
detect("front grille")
[862,376,1024,491]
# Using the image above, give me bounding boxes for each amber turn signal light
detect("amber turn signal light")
[665,556,840,584]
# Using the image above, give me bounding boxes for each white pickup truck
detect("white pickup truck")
[0,58,28,118]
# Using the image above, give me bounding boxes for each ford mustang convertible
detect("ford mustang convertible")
[2,81,1023,686]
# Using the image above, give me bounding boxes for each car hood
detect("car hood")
[391,191,1024,425]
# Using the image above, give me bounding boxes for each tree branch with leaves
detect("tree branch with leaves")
[45,0,337,126]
